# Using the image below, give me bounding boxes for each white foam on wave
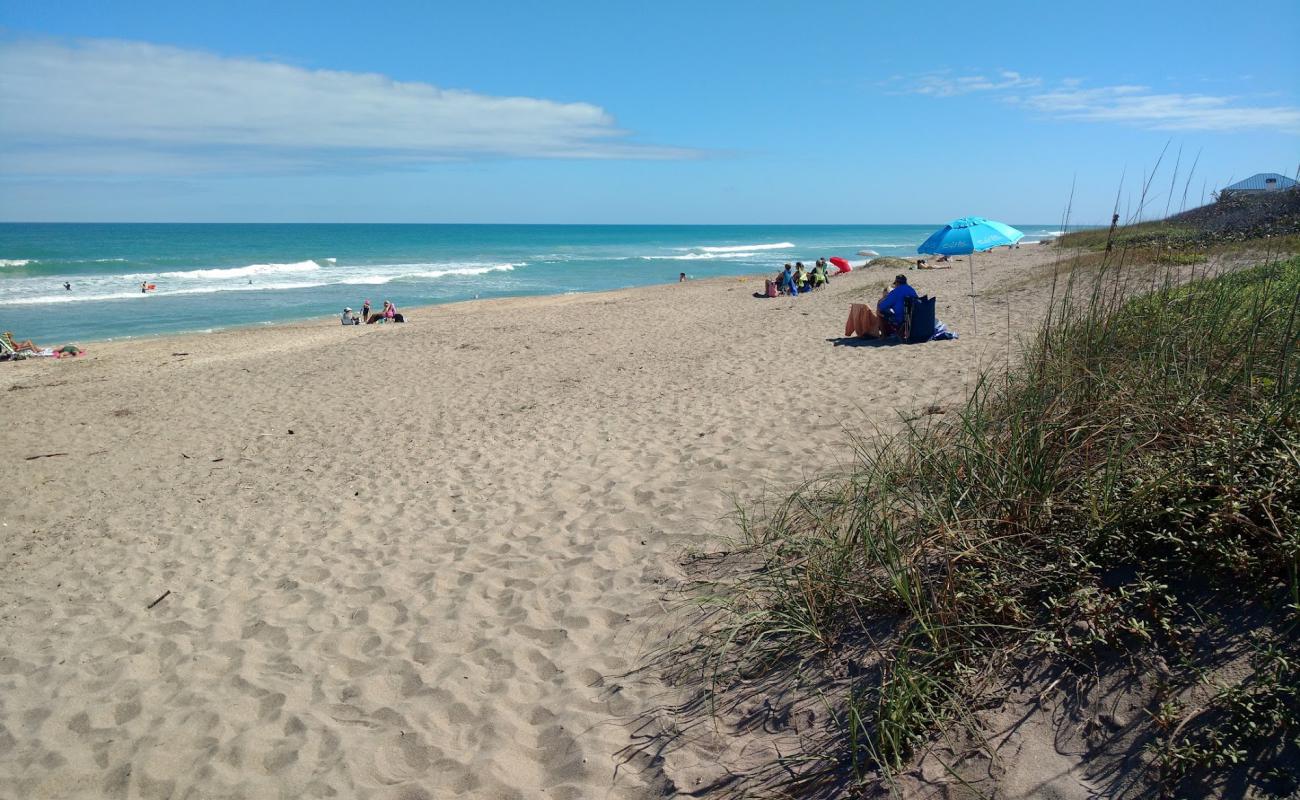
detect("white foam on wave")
[0,281,332,306]
[338,262,519,285]
[0,259,33,267]
[403,263,517,280]
[0,261,523,305]
[640,252,763,261]
[694,241,795,253]
[128,259,324,281]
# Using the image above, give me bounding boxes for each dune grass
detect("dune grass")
[689,252,1300,795]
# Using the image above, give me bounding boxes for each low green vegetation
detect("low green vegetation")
[687,254,1300,796]
[1057,187,1300,255]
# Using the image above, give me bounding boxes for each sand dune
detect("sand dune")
[1,247,1064,798]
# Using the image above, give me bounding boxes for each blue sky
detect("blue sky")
[1,0,1296,224]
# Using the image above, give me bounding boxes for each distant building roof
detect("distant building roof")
[1224,173,1298,191]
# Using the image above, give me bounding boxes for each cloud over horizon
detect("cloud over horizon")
[0,37,694,178]
[892,70,1300,133]
[1019,85,1300,132]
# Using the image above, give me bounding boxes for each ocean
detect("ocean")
[0,223,1065,343]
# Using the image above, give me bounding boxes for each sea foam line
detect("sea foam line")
[641,252,762,261]
[694,241,795,253]
[0,262,523,305]
[124,259,324,281]
[0,281,332,306]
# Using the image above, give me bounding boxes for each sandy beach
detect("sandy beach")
[2,246,1065,798]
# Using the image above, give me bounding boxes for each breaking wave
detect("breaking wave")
[0,261,523,305]
[694,242,794,253]
[640,252,763,261]
[134,259,325,281]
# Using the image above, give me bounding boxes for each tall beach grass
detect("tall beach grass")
[681,249,1300,796]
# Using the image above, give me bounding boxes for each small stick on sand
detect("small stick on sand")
[146,590,172,610]
[25,452,69,460]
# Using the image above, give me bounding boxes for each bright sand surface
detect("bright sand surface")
[1,246,1066,798]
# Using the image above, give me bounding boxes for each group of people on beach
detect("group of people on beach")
[766,258,833,297]
[342,299,404,325]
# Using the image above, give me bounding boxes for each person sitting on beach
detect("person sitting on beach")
[383,300,397,322]
[843,275,918,338]
[362,299,371,320]
[878,274,918,329]
[679,272,687,283]
[811,262,827,289]
[794,263,809,294]
[2,332,41,353]
[780,264,796,296]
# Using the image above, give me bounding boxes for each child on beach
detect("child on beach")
[811,263,827,289]
[780,264,796,295]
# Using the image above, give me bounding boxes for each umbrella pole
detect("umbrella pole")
[968,250,979,335]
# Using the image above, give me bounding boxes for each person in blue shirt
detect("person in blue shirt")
[877,274,918,332]
[844,274,919,338]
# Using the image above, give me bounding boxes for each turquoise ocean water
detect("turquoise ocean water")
[0,224,1064,343]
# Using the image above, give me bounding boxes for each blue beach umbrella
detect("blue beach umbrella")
[918,217,1024,334]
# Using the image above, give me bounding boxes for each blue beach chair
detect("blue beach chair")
[902,295,937,344]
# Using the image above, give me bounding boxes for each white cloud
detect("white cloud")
[900,69,1042,97]
[1022,86,1300,132]
[0,37,694,177]
[890,67,1300,133]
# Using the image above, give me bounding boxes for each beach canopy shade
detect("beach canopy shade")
[917,217,1024,255]
[917,217,1024,334]
[856,249,879,257]
[829,256,852,273]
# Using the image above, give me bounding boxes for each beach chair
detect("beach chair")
[2,332,41,353]
[901,296,937,344]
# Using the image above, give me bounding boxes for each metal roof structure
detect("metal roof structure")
[1223,173,1299,191]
